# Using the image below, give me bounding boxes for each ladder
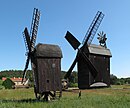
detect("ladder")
[30,8,40,52]
[82,11,104,46]
[23,32,29,53]
[23,28,31,53]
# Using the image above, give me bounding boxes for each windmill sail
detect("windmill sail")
[64,53,78,79]
[65,31,81,50]
[65,11,104,79]
[22,8,40,82]
[82,11,104,48]
[79,51,98,78]
[30,8,40,52]
[22,55,30,82]
[23,27,31,52]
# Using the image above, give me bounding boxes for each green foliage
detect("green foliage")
[125,78,130,84]
[2,78,15,89]
[110,74,130,85]
[0,80,4,89]
[68,71,78,83]
[61,71,66,79]
[0,85,4,90]
[0,70,33,80]
[61,71,78,84]
[69,83,78,87]
[110,74,118,84]
[0,80,3,85]
[0,70,22,79]
[61,71,78,88]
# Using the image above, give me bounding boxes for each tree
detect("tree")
[2,78,15,89]
[110,74,118,85]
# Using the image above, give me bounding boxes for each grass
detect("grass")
[0,85,130,108]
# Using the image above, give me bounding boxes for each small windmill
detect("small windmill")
[97,31,107,48]
[64,11,105,89]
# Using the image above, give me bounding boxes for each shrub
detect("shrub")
[2,78,15,89]
[69,83,78,87]
[0,85,4,90]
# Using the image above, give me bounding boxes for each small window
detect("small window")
[47,80,49,83]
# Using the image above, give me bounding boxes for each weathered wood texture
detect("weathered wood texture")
[89,55,110,86]
[35,58,62,93]
[78,54,90,89]
[33,43,62,93]
[78,44,111,89]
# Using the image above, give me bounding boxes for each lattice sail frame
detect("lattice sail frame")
[82,11,104,47]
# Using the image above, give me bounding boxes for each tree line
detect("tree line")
[0,70,33,82]
[0,70,130,85]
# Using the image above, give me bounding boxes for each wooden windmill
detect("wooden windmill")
[22,8,62,101]
[64,11,112,89]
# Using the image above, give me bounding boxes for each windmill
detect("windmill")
[64,11,105,89]
[22,8,62,101]
[97,31,107,48]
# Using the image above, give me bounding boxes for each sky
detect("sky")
[0,0,130,78]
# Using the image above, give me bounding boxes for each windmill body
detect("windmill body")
[78,44,112,89]
[34,44,62,93]
[33,43,62,99]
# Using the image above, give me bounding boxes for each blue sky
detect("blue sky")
[0,0,130,78]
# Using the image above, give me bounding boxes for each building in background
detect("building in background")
[2,77,29,88]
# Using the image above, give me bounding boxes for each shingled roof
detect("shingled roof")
[88,44,112,57]
[35,43,63,58]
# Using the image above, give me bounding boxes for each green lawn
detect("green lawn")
[0,85,130,108]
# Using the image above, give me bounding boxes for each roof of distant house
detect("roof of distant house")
[2,77,26,82]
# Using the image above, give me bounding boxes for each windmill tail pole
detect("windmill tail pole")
[21,77,24,84]
[22,72,26,84]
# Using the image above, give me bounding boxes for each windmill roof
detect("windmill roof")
[35,43,63,58]
[88,44,112,57]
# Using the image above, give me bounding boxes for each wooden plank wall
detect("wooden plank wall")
[89,55,110,86]
[34,58,62,93]
[78,55,90,89]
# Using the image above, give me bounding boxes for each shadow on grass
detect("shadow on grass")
[0,98,46,103]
